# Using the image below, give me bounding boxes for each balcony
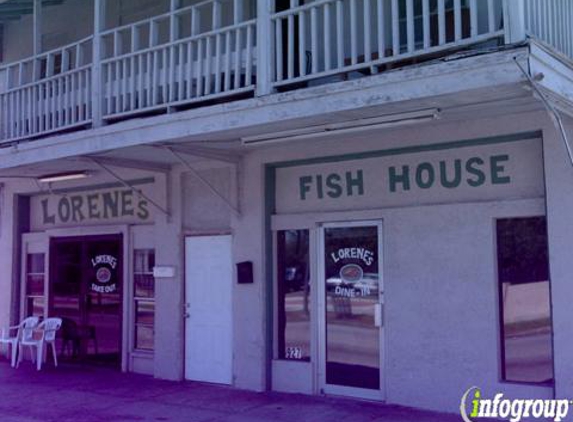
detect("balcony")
[0,0,570,146]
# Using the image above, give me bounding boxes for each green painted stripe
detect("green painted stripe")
[269,131,542,169]
[264,165,276,390]
[33,177,156,196]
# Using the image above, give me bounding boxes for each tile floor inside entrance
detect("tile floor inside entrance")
[0,362,497,422]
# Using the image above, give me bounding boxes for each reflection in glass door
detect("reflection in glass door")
[320,222,383,397]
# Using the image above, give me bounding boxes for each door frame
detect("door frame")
[317,220,385,401]
[22,225,130,371]
[183,234,234,384]
[49,233,124,366]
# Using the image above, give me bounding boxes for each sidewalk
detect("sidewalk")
[0,361,466,422]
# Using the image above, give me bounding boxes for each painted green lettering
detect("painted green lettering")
[316,175,324,199]
[102,191,119,219]
[70,195,85,222]
[346,170,364,196]
[326,174,343,198]
[389,165,410,192]
[439,159,461,189]
[87,193,101,219]
[137,198,150,220]
[58,197,71,223]
[299,176,313,200]
[491,154,511,184]
[121,190,134,216]
[415,162,435,189]
[41,198,56,225]
[465,157,486,187]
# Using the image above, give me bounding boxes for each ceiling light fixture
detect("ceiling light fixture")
[241,108,441,146]
[37,171,90,183]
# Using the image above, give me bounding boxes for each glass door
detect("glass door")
[319,221,384,399]
[50,234,122,367]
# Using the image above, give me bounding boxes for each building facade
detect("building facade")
[1,0,573,415]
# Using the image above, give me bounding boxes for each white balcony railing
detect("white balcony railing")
[0,0,568,145]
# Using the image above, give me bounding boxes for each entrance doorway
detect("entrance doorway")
[50,234,123,367]
[319,221,385,399]
[184,235,233,384]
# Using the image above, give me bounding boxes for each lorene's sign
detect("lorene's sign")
[275,138,544,214]
[91,254,118,294]
[31,186,156,229]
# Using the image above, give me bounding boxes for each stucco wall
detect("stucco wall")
[542,114,573,402]
[235,109,562,412]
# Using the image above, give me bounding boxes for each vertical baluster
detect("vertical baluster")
[245,24,253,85]
[350,0,357,64]
[422,0,430,48]
[179,43,186,100]
[197,38,204,96]
[377,0,385,57]
[336,0,344,68]
[275,18,284,81]
[124,57,130,111]
[152,50,159,106]
[438,0,445,44]
[131,26,139,111]
[114,60,121,113]
[363,0,371,61]
[205,36,212,95]
[66,74,72,125]
[391,0,399,55]
[215,32,222,93]
[298,11,306,75]
[146,52,153,107]
[186,41,194,98]
[469,0,477,37]
[234,27,242,89]
[406,0,414,53]
[50,80,56,130]
[163,48,169,103]
[324,3,331,70]
[311,6,318,73]
[224,31,232,92]
[233,0,243,24]
[287,12,295,79]
[454,0,462,41]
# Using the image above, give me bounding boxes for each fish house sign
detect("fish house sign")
[30,185,156,230]
[275,136,544,214]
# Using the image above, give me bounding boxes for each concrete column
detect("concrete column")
[153,170,185,380]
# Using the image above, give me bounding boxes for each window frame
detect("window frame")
[133,248,156,352]
[495,216,554,386]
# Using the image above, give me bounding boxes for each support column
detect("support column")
[503,0,526,44]
[255,0,274,96]
[32,0,42,80]
[92,0,106,127]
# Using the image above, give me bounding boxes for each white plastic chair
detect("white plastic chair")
[17,317,62,371]
[0,316,39,367]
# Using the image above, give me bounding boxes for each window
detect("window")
[25,253,45,317]
[496,217,553,384]
[134,249,155,351]
[276,230,311,361]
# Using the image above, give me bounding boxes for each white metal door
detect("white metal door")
[318,221,385,400]
[184,235,233,384]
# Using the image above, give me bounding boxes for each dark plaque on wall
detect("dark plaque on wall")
[236,261,254,284]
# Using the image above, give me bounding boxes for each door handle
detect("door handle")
[374,303,383,327]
